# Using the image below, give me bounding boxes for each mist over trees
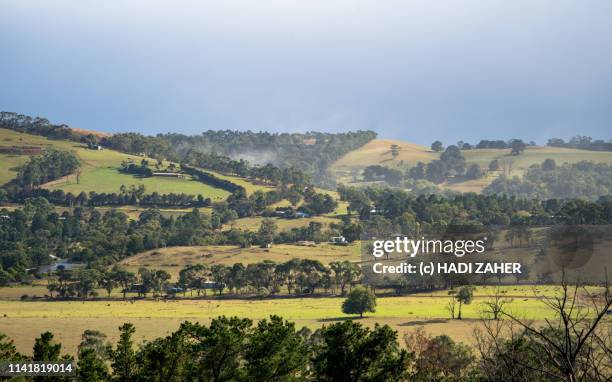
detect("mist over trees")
[1,111,377,187]
[484,161,612,200]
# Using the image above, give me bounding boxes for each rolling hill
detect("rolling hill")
[120,243,360,278]
[0,128,229,199]
[331,139,612,192]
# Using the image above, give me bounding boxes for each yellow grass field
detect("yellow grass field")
[223,215,341,231]
[0,294,555,355]
[120,243,361,277]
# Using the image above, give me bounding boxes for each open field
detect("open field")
[0,128,229,200]
[332,139,612,192]
[45,167,229,199]
[0,154,29,184]
[120,243,361,277]
[223,215,341,231]
[0,294,557,355]
[332,139,437,171]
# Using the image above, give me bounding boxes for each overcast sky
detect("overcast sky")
[2,1,611,145]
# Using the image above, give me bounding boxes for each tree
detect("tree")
[243,315,309,381]
[111,323,137,382]
[33,331,61,362]
[510,139,526,155]
[0,333,22,361]
[341,223,363,243]
[258,218,277,247]
[408,162,426,180]
[482,287,512,320]
[431,141,444,152]
[542,158,556,171]
[446,291,457,319]
[75,269,100,299]
[99,270,117,297]
[489,159,500,171]
[112,266,136,300]
[404,328,473,380]
[342,286,376,318]
[180,317,251,381]
[77,348,109,381]
[479,274,612,382]
[312,321,410,382]
[78,329,111,361]
[210,265,228,295]
[440,145,466,174]
[466,163,483,179]
[455,286,475,320]
[390,144,400,159]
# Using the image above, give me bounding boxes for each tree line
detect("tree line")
[338,184,612,227]
[548,135,612,151]
[181,165,246,193]
[40,257,362,300]
[483,160,612,200]
[2,185,211,208]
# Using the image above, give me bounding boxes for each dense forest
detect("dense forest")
[337,185,612,227]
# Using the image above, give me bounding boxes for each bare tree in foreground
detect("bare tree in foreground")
[475,272,612,382]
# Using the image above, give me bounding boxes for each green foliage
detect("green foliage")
[465,163,484,180]
[408,145,466,184]
[488,159,500,171]
[342,286,377,317]
[431,141,444,152]
[0,332,22,361]
[33,331,61,362]
[547,135,612,151]
[243,315,310,381]
[510,139,526,155]
[363,165,403,186]
[484,160,612,200]
[312,321,411,382]
[77,348,109,381]
[181,317,251,381]
[111,323,137,382]
[455,286,475,320]
[17,149,79,189]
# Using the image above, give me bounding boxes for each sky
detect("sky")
[1,0,612,145]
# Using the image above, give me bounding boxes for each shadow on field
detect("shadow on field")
[398,319,449,326]
[317,316,364,322]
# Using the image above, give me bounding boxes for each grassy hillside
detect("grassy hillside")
[332,139,612,192]
[331,139,437,175]
[0,128,229,200]
[120,243,360,278]
[223,215,341,231]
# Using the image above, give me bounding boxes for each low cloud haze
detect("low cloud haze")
[1,0,611,145]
